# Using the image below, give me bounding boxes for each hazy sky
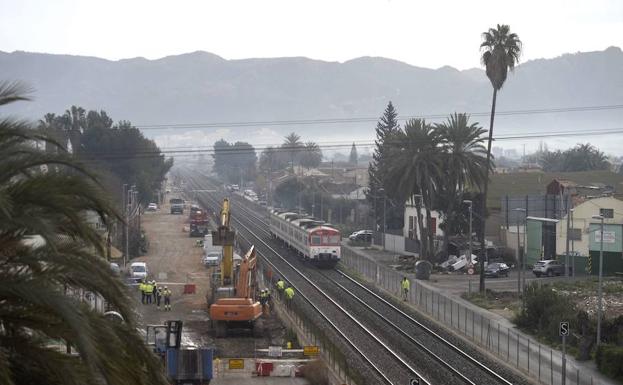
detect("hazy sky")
[1,0,622,69]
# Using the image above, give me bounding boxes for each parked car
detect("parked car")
[129,262,148,280]
[533,259,565,277]
[146,202,158,211]
[110,262,121,276]
[349,230,373,241]
[202,251,221,267]
[484,262,510,278]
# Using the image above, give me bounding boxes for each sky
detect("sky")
[1,0,622,70]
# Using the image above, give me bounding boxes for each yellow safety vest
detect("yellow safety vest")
[284,288,294,299]
[276,281,285,290]
[401,279,410,290]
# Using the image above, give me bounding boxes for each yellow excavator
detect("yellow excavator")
[208,198,262,337]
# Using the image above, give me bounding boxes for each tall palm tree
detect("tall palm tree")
[479,24,522,291]
[436,113,489,254]
[282,132,303,173]
[386,119,443,260]
[0,82,168,385]
[300,141,323,170]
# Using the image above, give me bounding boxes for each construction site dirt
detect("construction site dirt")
[131,201,291,361]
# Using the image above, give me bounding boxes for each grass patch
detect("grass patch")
[462,290,520,313]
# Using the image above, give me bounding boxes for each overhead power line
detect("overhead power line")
[72,126,623,162]
[134,104,623,130]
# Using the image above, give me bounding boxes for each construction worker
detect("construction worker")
[276,278,285,299]
[151,280,157,304]
[139,280,146,304]
[163,286,172,311]
[265,288,272,306]
[284,286,294,309]
[155,284,162,309]
[145,280,153,304]
[259,289,267,306]
[401,277,410,301]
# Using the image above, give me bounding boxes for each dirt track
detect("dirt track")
[133,199,287,353]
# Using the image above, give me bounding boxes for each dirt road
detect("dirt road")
[132,202,213,346]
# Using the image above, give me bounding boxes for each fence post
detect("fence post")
[528,339,531,373]
[497,323,500,354]
[507,328,510,361]
[516,333,520,367]
[538,343,541,382]
[550,349,553,385]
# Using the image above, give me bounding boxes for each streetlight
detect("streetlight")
[592,214,605,347]
[463,200,473,266]
[514,208,527,295]
[378,188,387,250]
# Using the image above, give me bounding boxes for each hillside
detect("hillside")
[1,47,622,141]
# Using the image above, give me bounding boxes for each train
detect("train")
[268,209,341,268]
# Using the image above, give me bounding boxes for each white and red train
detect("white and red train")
[268,209,341,268]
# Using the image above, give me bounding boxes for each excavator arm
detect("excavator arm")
[236,245,257,299]
[211,198,235,285]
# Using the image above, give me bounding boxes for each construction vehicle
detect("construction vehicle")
[189,205,210,237]
[145,320,214,384]
[208,198,262,337]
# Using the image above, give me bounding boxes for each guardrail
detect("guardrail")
[340,247,602,385]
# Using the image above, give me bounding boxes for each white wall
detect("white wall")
[404,205,443,239]
[555,197,623,256]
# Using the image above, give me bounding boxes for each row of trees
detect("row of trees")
[212,139,258,184]
[540,143,610,172]
[37,107,172,204]
[368,102,489,260]
[259,133,323,173]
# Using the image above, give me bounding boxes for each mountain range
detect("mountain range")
[1,47,622,151]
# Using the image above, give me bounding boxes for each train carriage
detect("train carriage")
[269,209,341,268]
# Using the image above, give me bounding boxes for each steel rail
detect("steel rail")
[187,175,430,385]
[227,189,516,385]
[336,269,515,385]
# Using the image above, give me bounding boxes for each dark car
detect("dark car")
[485,262,510,278]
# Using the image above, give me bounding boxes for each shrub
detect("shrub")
[596,344,623,381]
[514,282,577,342]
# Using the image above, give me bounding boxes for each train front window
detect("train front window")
[329,235,340,245]
[311,236,321,245]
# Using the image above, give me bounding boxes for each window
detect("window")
[311,236,321,245]
[568,228,582,241]
[600,208,614,219]
[329,235,340,244]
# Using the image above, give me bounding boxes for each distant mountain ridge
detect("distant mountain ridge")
[1,47,622,141]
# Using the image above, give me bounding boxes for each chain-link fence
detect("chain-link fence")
[341,247,602,385]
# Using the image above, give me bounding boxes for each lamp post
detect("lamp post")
[463,200,473,265]
[514,208,527,294]
[592,214,605,347]
[379,188,387,250]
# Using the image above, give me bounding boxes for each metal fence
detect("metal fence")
[340,247,602,385]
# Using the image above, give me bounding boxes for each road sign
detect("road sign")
[409,378,420,385]
[303,345,320,356]
[228,359,244,369]
[559,321,570,336]
[467,268,474,275]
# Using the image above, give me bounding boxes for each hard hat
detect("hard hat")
[164,286,168,289]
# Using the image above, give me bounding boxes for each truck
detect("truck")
[145,320,213,384]
[189,205,210,237]
[170,198,184,214]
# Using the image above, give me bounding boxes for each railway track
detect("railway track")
[182,169,527,385]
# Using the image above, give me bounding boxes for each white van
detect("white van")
[130,262,148,279]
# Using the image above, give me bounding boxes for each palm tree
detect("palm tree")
[300,141,323,170]
[479,24,522,291]
[437,113,489,254]
[0,82,168,385]
[282,132,303,173]
[386,118,443,260]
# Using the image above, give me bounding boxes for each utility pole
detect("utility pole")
[592,214,605,347]
[463,200,473,265]
[124,185,130,268]
[565,194,570,278]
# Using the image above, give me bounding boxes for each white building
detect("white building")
[555,196,623,256]
[403,201,443,240]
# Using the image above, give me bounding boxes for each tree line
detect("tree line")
[37,106,172,204]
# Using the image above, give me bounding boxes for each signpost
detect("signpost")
[560,322,569,385]
[228,359,244,369]
[409,377,420,385]
[303,345,319,356]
